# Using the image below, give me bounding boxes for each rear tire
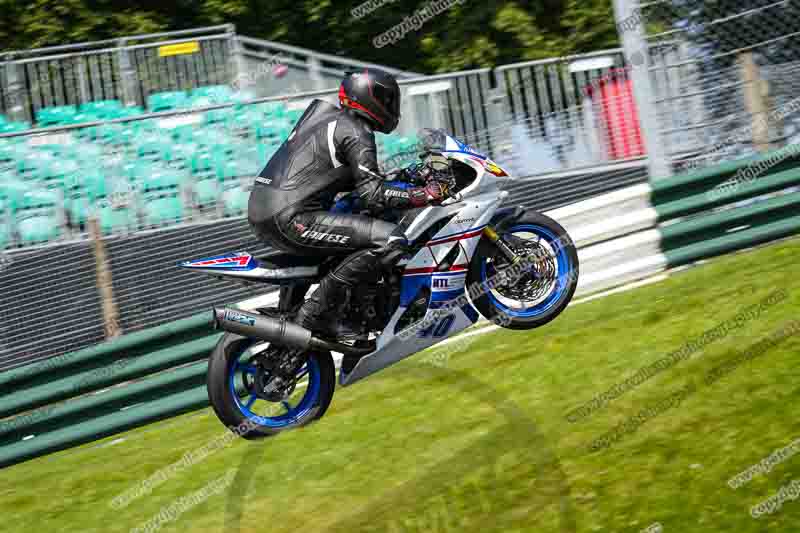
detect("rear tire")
[206,333,336,439]
[467,212,579,330]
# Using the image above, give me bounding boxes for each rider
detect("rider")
[248,69,451,339]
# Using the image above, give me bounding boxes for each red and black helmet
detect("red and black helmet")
[339,69,401,134]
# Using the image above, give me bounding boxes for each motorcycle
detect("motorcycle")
[180,129,579,438]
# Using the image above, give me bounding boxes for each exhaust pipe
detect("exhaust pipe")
[213,307,373,356]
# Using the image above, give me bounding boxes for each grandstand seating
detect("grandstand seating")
[0,88,419,249]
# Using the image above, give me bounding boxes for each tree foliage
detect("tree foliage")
[0,0,618,72]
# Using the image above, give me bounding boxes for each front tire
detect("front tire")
[467,212,579,330]
[207,333,336,439]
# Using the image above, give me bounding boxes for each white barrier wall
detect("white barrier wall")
[544,183,665,296]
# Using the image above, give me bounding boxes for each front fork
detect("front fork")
[483,226,522,265]
[482,205,529,265]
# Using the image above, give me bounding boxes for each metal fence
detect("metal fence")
[234,36,420,98]
[0,26,237,123]
[0,26,425,125]
[614,0,800,174]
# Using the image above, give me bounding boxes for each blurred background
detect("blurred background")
[0,2,799,531]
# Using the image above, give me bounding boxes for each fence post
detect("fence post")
[307,55,326,91]
[486,70,509,162]
[4,58,29,123]
[88,217,121,340]
[228,25,247,86]
[612,0,673,179]
[307,56,326,91]
[117,39,139,107]
[739,51,771,152]
[76,57,91,106]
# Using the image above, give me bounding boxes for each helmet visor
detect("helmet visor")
[372,81,400,118]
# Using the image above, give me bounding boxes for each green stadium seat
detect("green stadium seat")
[36,106,78,127]
[17,188,58,211]
[99,123,140,146]
[164,144,195,167]
[72,143,103,163]
[14,185,60,243]
[63,166,108,201]
[168,124,195,144]
[30,143,72,157]
[222,186,249,216]
[255,120,292,141]
[286,108,304,125]
[116,106,146,118]
[147,91,189,113]
[215,159,260,182]
[230,106,263,126]
[74,124,102,141]
[0,177,31,212]
[123,160,156,183]
[64,112,102,126]
[16,151,56,179]
[0,141,29,162]
[38,159,80,190]
[204,107,235,125]
[143,195,183,227]
[256,102,287,119]
[79,100,123,119]
[17,214,60,244]
[0,121,30,134]
[193,178,219,206]
[141,168,183,192]
[97,204,135,234]
[136,136,173,162]
[190,150,218,175]
[192,128,237,150]
[77,106,145,138]
[192,85,234,105]
[1,94,323,242]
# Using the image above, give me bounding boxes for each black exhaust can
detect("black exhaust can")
[212,307,313,351]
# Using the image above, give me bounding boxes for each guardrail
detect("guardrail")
[560,144,800,295]
[651,150,800,268]
[1,146,798,469]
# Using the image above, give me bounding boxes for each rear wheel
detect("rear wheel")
[207,333,335,439]
[467,213,579,330]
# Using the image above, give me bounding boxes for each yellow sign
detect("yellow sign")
[158,41,200,57]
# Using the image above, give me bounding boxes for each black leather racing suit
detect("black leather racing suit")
[247,99,424,333]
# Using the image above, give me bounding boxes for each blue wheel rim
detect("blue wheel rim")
[480,224,572,318]
[228,345,321,428]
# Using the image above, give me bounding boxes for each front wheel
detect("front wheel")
[206,333,336,439]
[467,212,579,330]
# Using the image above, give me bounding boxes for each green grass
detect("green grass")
[1,237,799,533]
